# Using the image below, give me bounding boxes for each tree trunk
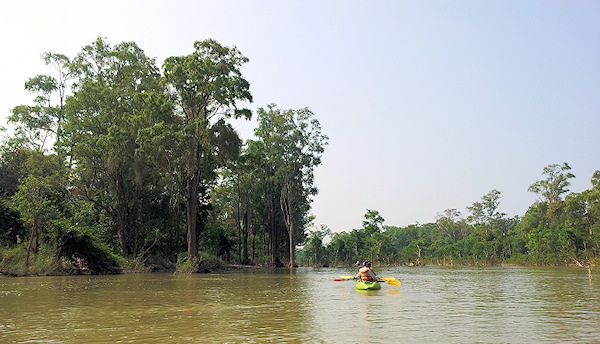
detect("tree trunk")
[25,221,37,269]
[280,183,295,269]
[115,205,130,257]
[186,178,199,259]
[243,208,249,263]
[112,170,142,257]
[268,181,278,266]
[289,220,294,268]
[251,225,256,263]
[235,180,242,264]
[236,196,242,264]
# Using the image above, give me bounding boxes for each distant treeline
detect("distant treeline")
[0,38,327,275]
[298,166,600,267]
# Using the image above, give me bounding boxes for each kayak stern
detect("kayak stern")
[355,280,381,290]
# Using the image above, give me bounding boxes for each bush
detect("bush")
[175,251,222,273]
[58,228,122,274]
[0,204,25,245]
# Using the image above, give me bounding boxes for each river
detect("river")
[1,266,599,343]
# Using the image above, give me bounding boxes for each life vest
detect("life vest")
[359,266,373,281]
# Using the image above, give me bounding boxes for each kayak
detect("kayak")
[355,280,381,290]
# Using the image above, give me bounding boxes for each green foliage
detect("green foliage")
[159,39,252,260]
[62,38,171,258]
[0,204,25,245]
[57,227,122,274]
[301,226,331,266]
[175,251,222,273]
[528,163,576,204]
[304,174,599,267]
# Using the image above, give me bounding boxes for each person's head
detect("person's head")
[363,261,371,267]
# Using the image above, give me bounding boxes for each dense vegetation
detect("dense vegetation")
[0,38,327,275]
[298,166,600,267]
[1,38,597,276]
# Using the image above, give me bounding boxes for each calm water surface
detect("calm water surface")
[1,266,599,343]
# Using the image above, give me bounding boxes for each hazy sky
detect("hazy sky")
[1,1,599,232]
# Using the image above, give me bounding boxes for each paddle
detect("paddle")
[340,275,397,281]
[335,275,401,286]
[341,275,396,280]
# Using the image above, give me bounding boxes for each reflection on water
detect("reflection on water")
[1,266,599,343]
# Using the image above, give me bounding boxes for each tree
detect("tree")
[586,170,600,238]
[11,150,65,268]
[0,142,30,198]
[436,209,465,241]
[362,209,384,236]
[9,52,73,152]
[467,189,506,237]
[254,104,328,268]
[63,38,169,257]
[358,209,385,262]
[528,163,575,204]
[161,39,252,260]
[303,226,331,266]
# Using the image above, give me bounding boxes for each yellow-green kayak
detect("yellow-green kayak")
[355,280,381,290]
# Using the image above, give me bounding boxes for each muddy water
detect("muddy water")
[1,266,599,343]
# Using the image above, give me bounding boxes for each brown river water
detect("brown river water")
[1,266,599,343]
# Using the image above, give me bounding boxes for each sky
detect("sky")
[1,1,599,233]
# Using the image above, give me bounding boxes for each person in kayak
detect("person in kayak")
[356,261,381,282]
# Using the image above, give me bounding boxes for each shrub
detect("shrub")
[175,251,222,273]
[57,228,122,274]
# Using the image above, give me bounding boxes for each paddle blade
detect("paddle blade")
[333,279,348,281]
[385,279,401,286]
[381,277,396,281]
[340,275,355,279]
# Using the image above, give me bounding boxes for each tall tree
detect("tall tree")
[467,189,505,237]
[362,209,384,236]
[254,104,327,267]
[528,163,575,204]
[63,38,168,256]
[587,171,600,239]
[362,210,385,262]
[436,209,465,241]
[9,53,73,151]
[161,39,252,260]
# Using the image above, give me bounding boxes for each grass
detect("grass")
[0,245,60,276]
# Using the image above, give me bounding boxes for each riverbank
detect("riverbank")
[3,243,598,277]
[5,262,597,279]
[0,246,269,277]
